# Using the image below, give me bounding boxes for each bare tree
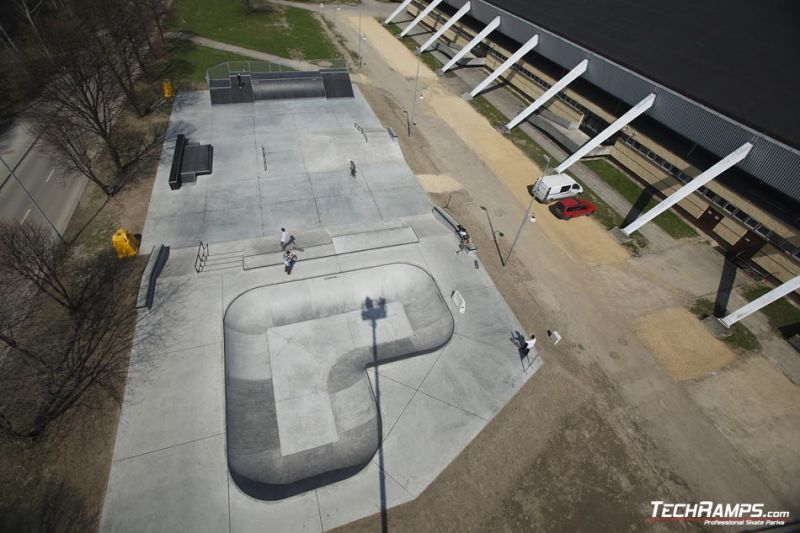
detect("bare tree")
[14,0,51,60]
[0,221,75,310]
[29,112,118,197]
[132,0,168,43]
[0,21,21,55]
[38,34,127,172]
[0,249,143,439]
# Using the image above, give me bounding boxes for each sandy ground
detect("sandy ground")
[417,173,463,193]
[687,356,800,500]
[635,307,738,381]
[349,15,437,80]
[332,12,799,532]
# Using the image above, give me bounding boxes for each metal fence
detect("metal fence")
[206,58,349,85]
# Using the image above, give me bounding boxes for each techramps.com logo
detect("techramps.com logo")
[649,501,792,527]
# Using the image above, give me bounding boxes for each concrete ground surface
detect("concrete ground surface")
[101,86,543,531]
[323,12,799,531]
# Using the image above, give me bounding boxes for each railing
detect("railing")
[195,240,209,273]
[206,58,350,84]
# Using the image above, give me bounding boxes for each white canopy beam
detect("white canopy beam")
[621,143,752,236]
[384,0,414,25]
[441,16,501,73]
[400,0,444,37]
[420,1,471,52]
[719,276,800,328]
[555,93,656,174]
[468,35,539,99]
[505,59,588,130]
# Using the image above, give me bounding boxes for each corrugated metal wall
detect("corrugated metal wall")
[442,0,800,201]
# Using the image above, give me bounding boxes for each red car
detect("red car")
[551,197,597,219]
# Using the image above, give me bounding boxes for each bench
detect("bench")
[387,127,398,140]
[168,134,188,190]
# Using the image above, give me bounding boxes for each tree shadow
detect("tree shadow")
[0,481,97,533]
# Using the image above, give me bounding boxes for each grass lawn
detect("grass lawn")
[469,96,648,254]
[158,41,256,90]
[385,22,445,71]
[743,285,800,339]
[690,298,761,352]
[169,0,338,60]
[582,159,697,239]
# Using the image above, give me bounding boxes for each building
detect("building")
[402,0,800,286]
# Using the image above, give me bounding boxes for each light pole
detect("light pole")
[408,47,422,136]
[503,155,551,267]
[0,153,65,242]
[358,4,364,69]
[333,6,341,26]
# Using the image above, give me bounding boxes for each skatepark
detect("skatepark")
[100,63,541,531]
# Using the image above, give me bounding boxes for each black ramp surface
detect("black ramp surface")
[321,69,355,99]
[476,0,800,148]
[182,145,213,175]
[252,77,326,100]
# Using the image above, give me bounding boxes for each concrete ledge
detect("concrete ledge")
[136,245,170,309]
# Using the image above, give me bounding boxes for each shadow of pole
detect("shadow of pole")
[621,187,655,228]
[362,296,389,533]
[480,206,505,266]
[714,255,739,317]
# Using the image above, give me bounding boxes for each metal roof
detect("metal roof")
[479,0,800,150]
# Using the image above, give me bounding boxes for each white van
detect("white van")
[529,173,583,203]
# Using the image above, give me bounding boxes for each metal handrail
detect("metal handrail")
[194,240,209,273]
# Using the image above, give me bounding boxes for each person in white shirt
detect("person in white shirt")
[281,228,290,250]
[523,334,536,356]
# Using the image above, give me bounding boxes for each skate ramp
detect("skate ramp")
[224,263,454,499]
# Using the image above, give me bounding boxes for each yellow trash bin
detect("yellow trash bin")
[162,80,174,99]
[112,228,140,259]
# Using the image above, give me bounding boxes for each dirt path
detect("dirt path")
[332,12,799,531]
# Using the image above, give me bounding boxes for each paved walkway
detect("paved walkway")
[167,32,320,71]
[420,40,681,253]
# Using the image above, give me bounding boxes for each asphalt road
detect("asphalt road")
[0,119,87,236]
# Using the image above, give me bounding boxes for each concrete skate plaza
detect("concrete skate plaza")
[225,264,453,498]
[101,89,541,532]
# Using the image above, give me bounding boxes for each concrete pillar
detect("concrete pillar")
[384,0,414,25]
[555,93,656,174]
[420,2,471,52]
[720,276,800,328]
[467,35,539,99]
[441,16,501,73]
[621,143,752,236]
[400,0,444,37]
[505,59,588,130]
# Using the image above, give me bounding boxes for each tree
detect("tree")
[29,112,118,197]
[0,221,75,310]
[14,0,51,60]
[0,245,144,439]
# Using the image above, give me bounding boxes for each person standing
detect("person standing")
[280,228,290,250]
[283,250,297,275]
[523,334,536,356]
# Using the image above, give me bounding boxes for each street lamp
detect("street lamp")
[358,4,365,68]
[408,47,422,136]
[503,155,551,267]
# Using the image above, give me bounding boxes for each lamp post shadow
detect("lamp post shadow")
[480,205,505,266]
[361,296,389,533]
